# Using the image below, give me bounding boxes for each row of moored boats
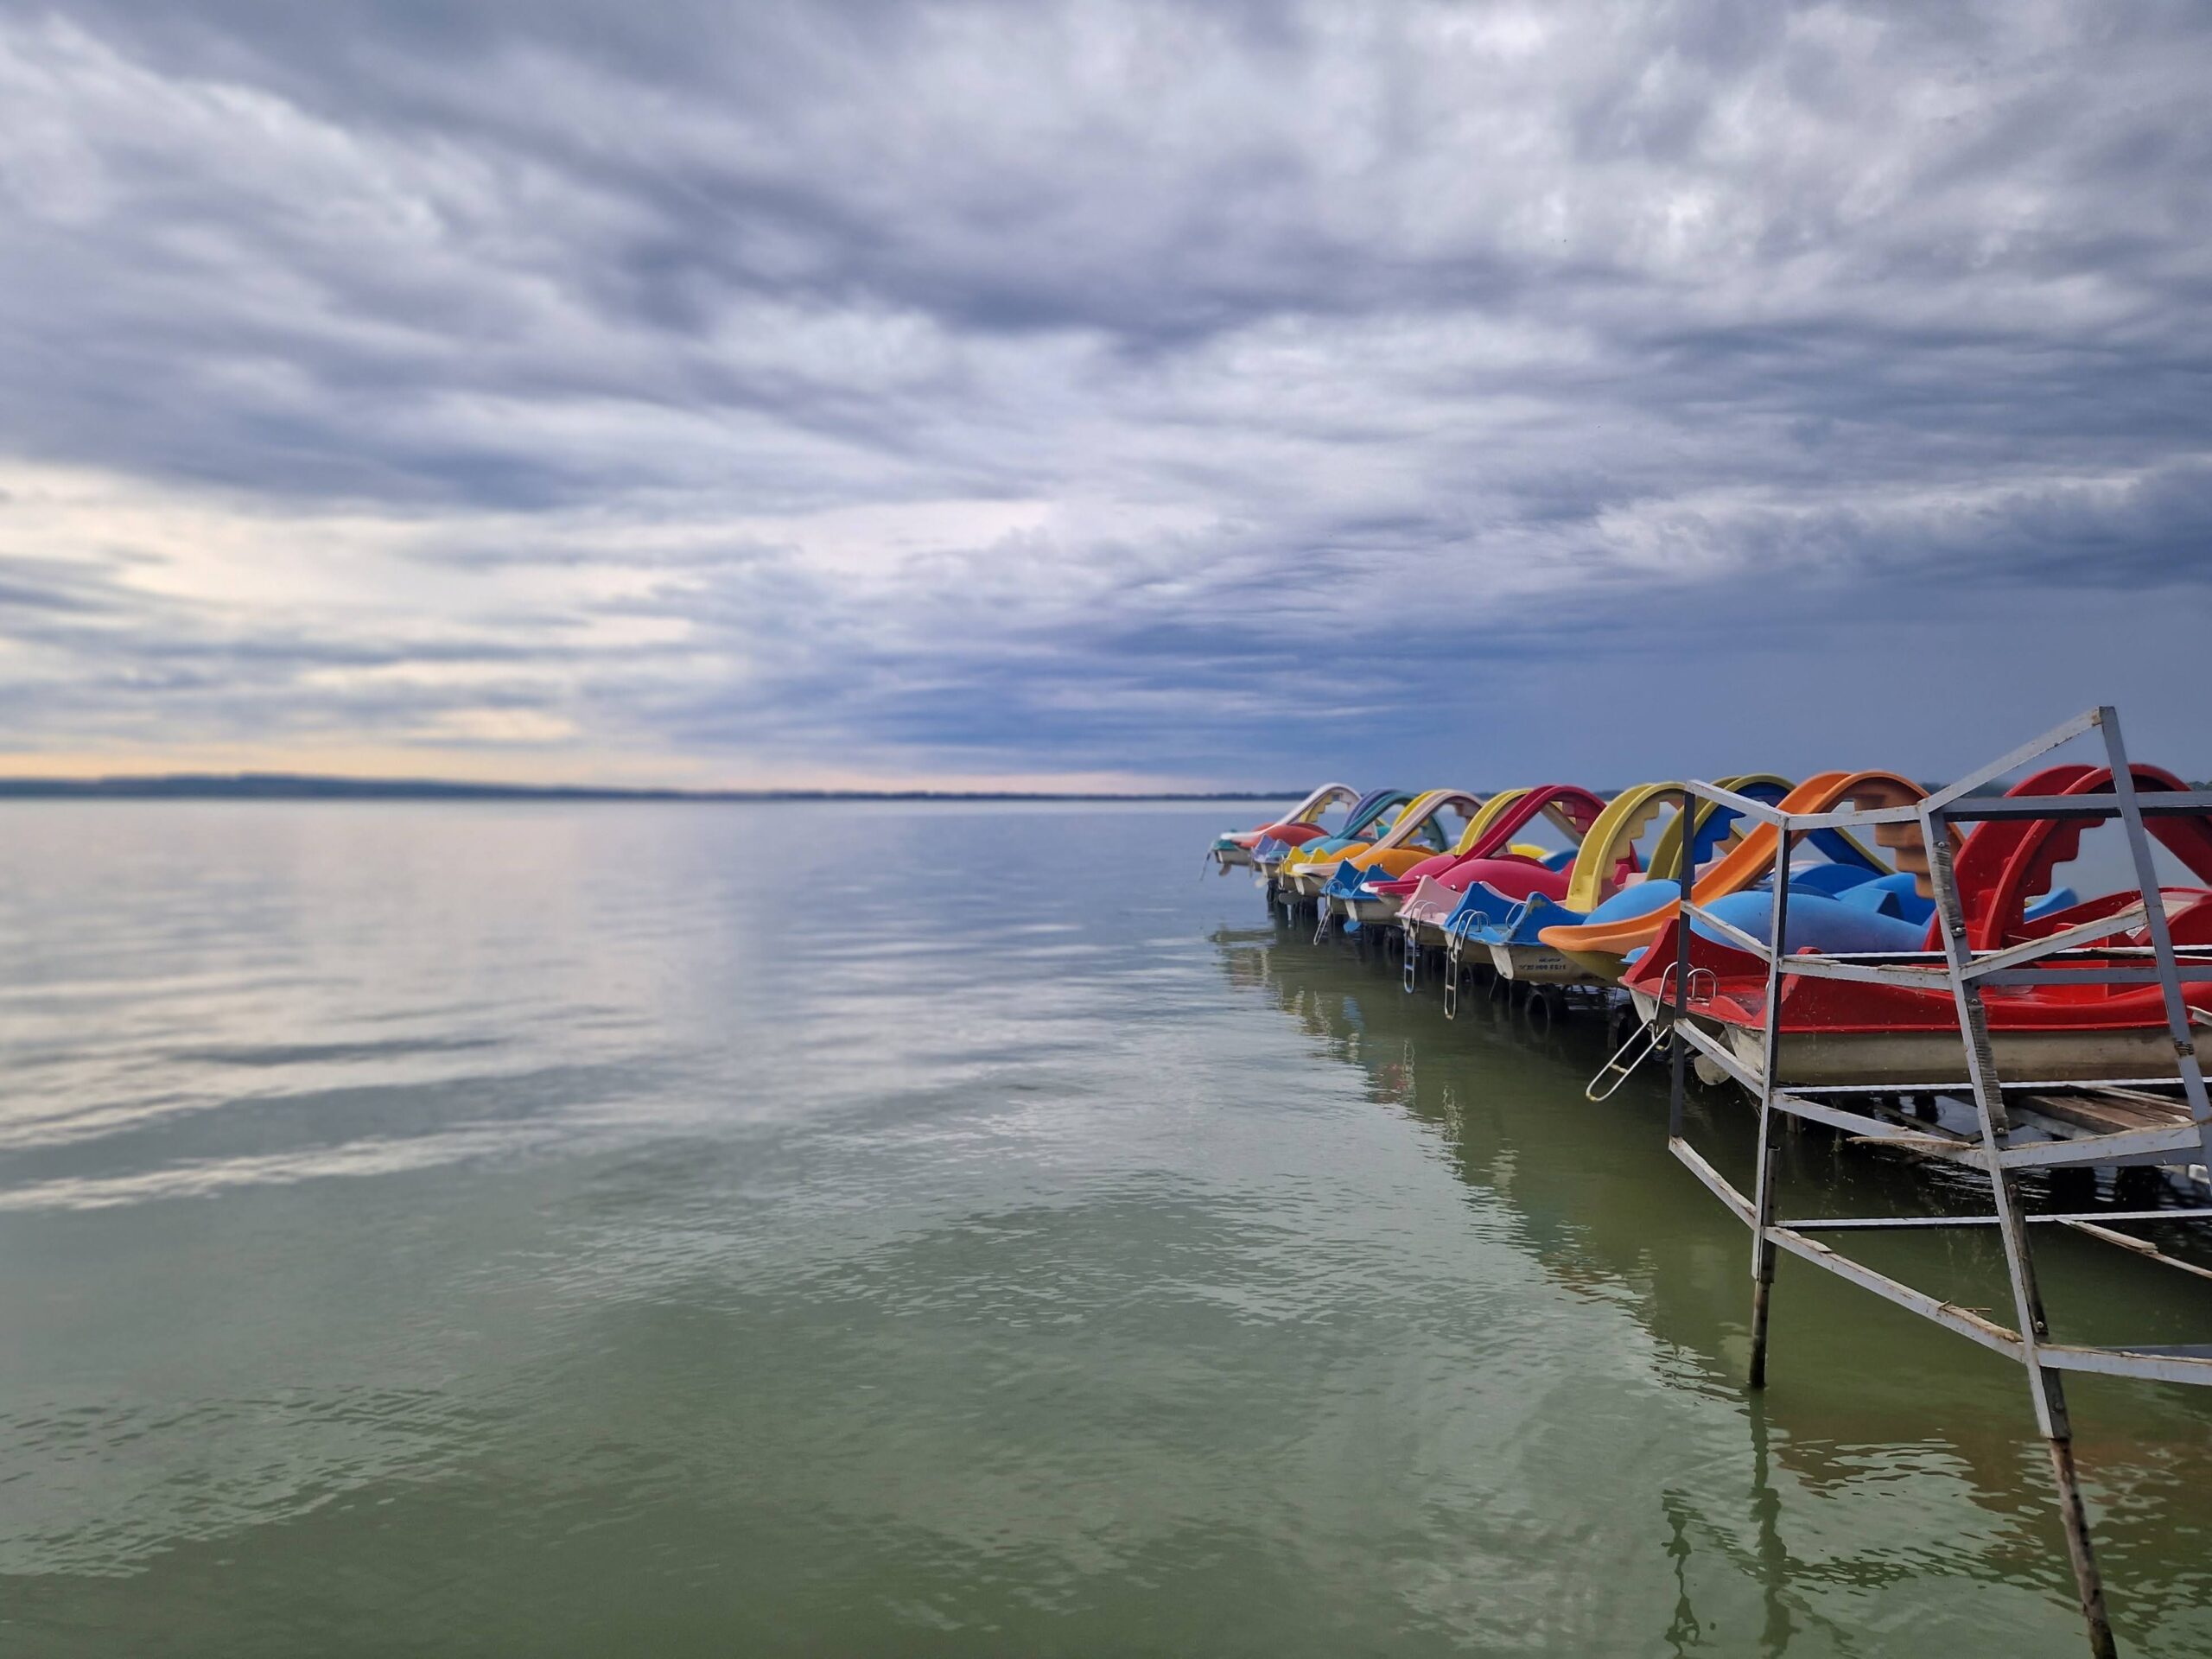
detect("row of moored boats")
[1209,767,2212,1090]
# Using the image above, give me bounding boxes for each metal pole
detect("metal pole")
[1748,825,1795,1389]
[1924,802,2116,1659]
[2094,707,2212,1143]
[1669,785,1694,1140]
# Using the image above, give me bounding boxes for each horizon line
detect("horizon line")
[0,771,1301,804]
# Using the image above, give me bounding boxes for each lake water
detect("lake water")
[2,800,2209,1656]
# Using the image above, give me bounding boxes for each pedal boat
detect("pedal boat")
[1314,789,1488,926]
[1537,771,1923,984]
[1367,785,1608,947]
[1273,788,1419,899]
[1456,776,1803,982]
[1255,785,1397,882]
[1615,764,2212,1086]
[1209,782,1358,871]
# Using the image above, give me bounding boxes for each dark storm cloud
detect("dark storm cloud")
[0,0,2208,781]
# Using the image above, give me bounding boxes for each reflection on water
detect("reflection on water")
[0,801,2209,1656]
[1219,912,2212,1653]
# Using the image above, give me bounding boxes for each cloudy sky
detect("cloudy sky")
[1,1,2207,790]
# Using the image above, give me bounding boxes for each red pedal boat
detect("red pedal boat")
[1621,765,2212,1085]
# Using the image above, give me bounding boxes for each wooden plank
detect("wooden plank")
[2023,1091,2186,1136]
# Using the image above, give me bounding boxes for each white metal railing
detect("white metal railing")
[1660,706,2212,1659]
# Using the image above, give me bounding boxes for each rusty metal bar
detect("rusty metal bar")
[1670,1019,1763,1092]
[1994,1123,2207,1169]
[1679,899,1769,960]
[1764,1226,2025,1361]
[1746,828,1795,1389]
[2098,713,2212,1143]
[1961,905,2159,980]
[1668,1136,1753,1226]
[1785,1209,2212,1230]
[1770,802,1930,830]
[1920,707,2106,810]
[1668,784,1694,1142]
[1773,955,1948,988]
[1928,736,2114,1656]
[2040,1344,2212,1384]
[1777,1075,2190,1096]
[1677,779,1789,825]
[1941,791,2212,821]
[1770,1090,1972,1144]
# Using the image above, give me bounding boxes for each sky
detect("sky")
[0,0,2208,791]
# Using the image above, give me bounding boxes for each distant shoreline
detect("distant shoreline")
[0,775,1297,804]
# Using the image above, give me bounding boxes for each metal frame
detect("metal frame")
[1663,707,2212,1659]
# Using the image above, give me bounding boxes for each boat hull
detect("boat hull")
[1486,942,1591,984]
[1724,1023,2196,1088]
[1344,893,1404,926]
[1624,992,2199,1087]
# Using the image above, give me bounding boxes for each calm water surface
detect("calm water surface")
[3,801,2210,1656]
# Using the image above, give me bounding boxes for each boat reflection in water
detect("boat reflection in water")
[1212,915,2212,1655]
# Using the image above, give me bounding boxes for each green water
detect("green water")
[2,801,2209,1656]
